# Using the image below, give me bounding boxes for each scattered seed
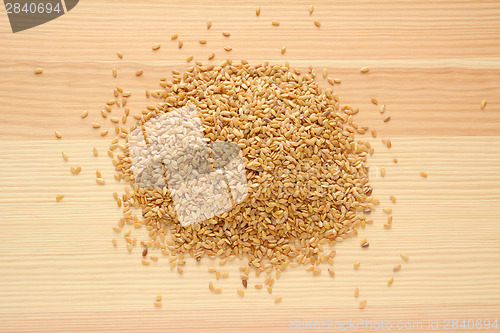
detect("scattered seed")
[199,39,207,44]
[209,281,214,291]
[256,6,260,16]
[360,66,370,73]
[54,130,62,139]
[224,46,232,52]
[381,167,386,177]
[208,52,215,60]
[96,178,105,185]
[420,172,428,178]
[328,268,335,277]
[388,215,393,224]
[383,116,391,123]
[400,253,409,261]
[387,139,392,148]
[354,288,359,297]
[380,104,386,114]
[222,32,230,37]
[384,223,392,229]
[171,34,178,40]
[178,40,183,48]
[242,279,248,288]
[393,264,401,272]
[274,296,283,303]
[314,20,321,28]
[236,289,245,296]
[388,276,394,286]
[112,238,117,246]
[371,129,377,138]
[309,5,314,15]
[186,55,194,63]
[75,166,81,175]
[100,130,108,136]
[272,21,280,26]
[61,152,68,161]
[141,259,150,265]
[213,286,222,293]
[56,194,64,202]
[481,100,487,109]
[91,122,100,129]
[255,284,263,289]
[34,68,43,74]
[80,110,88,118]
[390,195,397,203]
[359,300,367,309]
[281,46,286,54]
[383,207,392,214]
[206,21,212,30]
[136,69,143,76]
[154,301,162,307]
[156,295,162,302]
[393,158,398,163]
[361,241,369,248]
[354,261,360,269]
[93,147,98,157]
[117,51,123,59]
[152,43,160,50]
[371,97,378,105]
[142,248,148,257]
[112,68,117,78]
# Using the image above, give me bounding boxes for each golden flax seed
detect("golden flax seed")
[56,194,64,202]
[96,178,105,185]
[383,116,391,123]
[360,66,370,73]
[354,288,359,297]
[390,195,396,203]
[400,253,409,261]
[222,32,230,37]
[117,51,123,59]
[309,5,314,15]
[420,172,428,178]
[359,300,367,309]
[281,46,286,54]
[206,21,212,29]
[152,43,161,50]
[256,7,261,16]
[371,97,378,105]
[272,21,280,26]
[199,39,207,44]
[34,68,43,74]
[136,69,143,76]
[274,296,283,303]
[314,20,321,28]
[393,264,401,272]
[80,110,88,118]
[54,130,62,139]
[237,289,245,296]
[481,100,487,109]
[61,152,68,161]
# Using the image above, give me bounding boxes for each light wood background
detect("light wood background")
[0,1,499,332]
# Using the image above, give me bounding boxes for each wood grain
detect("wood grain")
[0,1,499,332]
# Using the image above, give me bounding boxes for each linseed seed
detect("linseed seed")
[117,51,123,59]
[81,110,88,118]
[61,152,68,161]
[274,296,283,303]
[256,7,261,16]
[208,52,215,60]
[199,39,207,45]
[390,195,396,203]
[54,130,62,139]
[314,20,321,28]
[281,46,286,54]
[171,34,178,40]
[272,21,280,26]
[354,288,359,297]
[420,172,428,178]
[383,116,391,123]
[34,68,43,74]
[400,253,409,261]
[236,289,245,296]
[56,194,64,202]
[136,69,143,76]
[393,264,401,272]
[93,147,98,157]
[222,32,230,37]
[359,300,367,309]
[224,46,232,52]
[206,21,212,29]
[152,43,161,50]
[309,5,314,15]
[371,97,378,105]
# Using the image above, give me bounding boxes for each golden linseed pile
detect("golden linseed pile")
[113,60,376,275]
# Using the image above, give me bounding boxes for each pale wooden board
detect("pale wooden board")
[0,1,500,332]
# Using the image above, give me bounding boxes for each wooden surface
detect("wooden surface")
[0,1,500,332]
